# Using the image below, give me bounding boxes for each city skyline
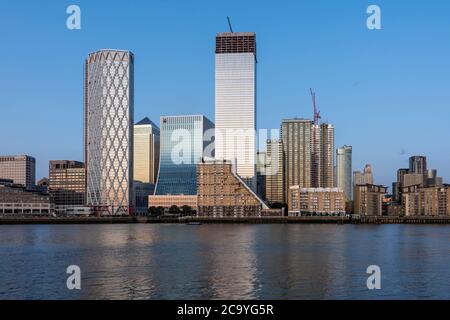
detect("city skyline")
[1,1,450,187]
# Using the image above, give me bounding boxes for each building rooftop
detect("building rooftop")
[135,117,159,129]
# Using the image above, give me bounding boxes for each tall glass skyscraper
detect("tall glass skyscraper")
[215,32,257,190]
[336,145,352,200]
[84,49,134,215]
[155,115,214,195]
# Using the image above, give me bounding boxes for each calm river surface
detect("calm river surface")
[0,224,449,299]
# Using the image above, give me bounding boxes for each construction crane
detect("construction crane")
[310,88,321,125]
[227,16,234,33]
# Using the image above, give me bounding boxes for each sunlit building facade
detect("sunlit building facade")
[265,139,285,204]
[134,117,160,184]
[215,32,257,190]
[84,49,134,215]
[49,160,85,214]
[0,155,36,190]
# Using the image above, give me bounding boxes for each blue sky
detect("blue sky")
[0,0,449,188]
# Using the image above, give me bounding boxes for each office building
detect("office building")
[134,117,160,184]
[256,151,266,200]
[402,173,424,188]
[85,49,134,215]
[409,156,427,186]
[281,119,313,200]
[265,139,285,204]
[288,186,346,216]
[354,184,387,216]
[336,145,352,200]
[0,155,36,190]
[48,161,85,214]
[134,181,155,215]
[154,115,214,196]
[197,159,269,217]
[215,32,257,190]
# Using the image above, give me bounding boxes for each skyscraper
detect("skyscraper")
[0,155,35,190]
[311,123,335,188]
[265,139,285,204]
[84,49,134,216]
[134,117,160,184]
[154,115,214,195]
[409,156,427,186]
[215,32,257,190]
[336,145,352,200]
[281,119,313,200]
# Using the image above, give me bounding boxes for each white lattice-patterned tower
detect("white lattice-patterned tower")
[84,50,134,216]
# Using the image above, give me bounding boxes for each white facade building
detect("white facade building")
[215,32,257,190]
[84,49,134,215]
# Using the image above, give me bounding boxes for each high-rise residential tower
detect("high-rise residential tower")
[215,32,257,190]
[281,119,313,200]
[0,155,35,190]
[84,49,134,216]
[311,123,335,188]
[134,117,160,184]
[265,139,285,204]
[154,115,214,196]
[336,145,352,200]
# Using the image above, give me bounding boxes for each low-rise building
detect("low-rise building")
[197,160,270,217]
[148,195,198,210]
[0,182,54,216]
[288,187,346,216]
[354,184,387,216]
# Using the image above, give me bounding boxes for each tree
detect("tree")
[169,205,180,214]
[181,205,192,216]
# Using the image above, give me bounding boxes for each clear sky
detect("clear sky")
[1,0,449,188]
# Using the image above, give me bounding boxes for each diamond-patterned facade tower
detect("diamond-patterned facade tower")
[84,50,134,215]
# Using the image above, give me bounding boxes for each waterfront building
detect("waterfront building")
[336,145,352,200]
[353,184,387,216]
[0,155,36,190]
[215,32,257,190]
[84,49,134,216]
[134,117,160,184]
[134,181,155,214]
[281,119,313,200]
[311,123,335,188]
[154,115,214,196]
[197,159,269,217]
[148,195,198,210]
[402,184,450,216]
[0,181,54,215]
[49,161,85,214]
[265,139,285,205]
[288,186,346,216]
[393,168,409,203]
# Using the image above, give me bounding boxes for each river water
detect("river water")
[0,224,449,299]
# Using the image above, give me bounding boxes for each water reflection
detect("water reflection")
[0,224,449,299]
